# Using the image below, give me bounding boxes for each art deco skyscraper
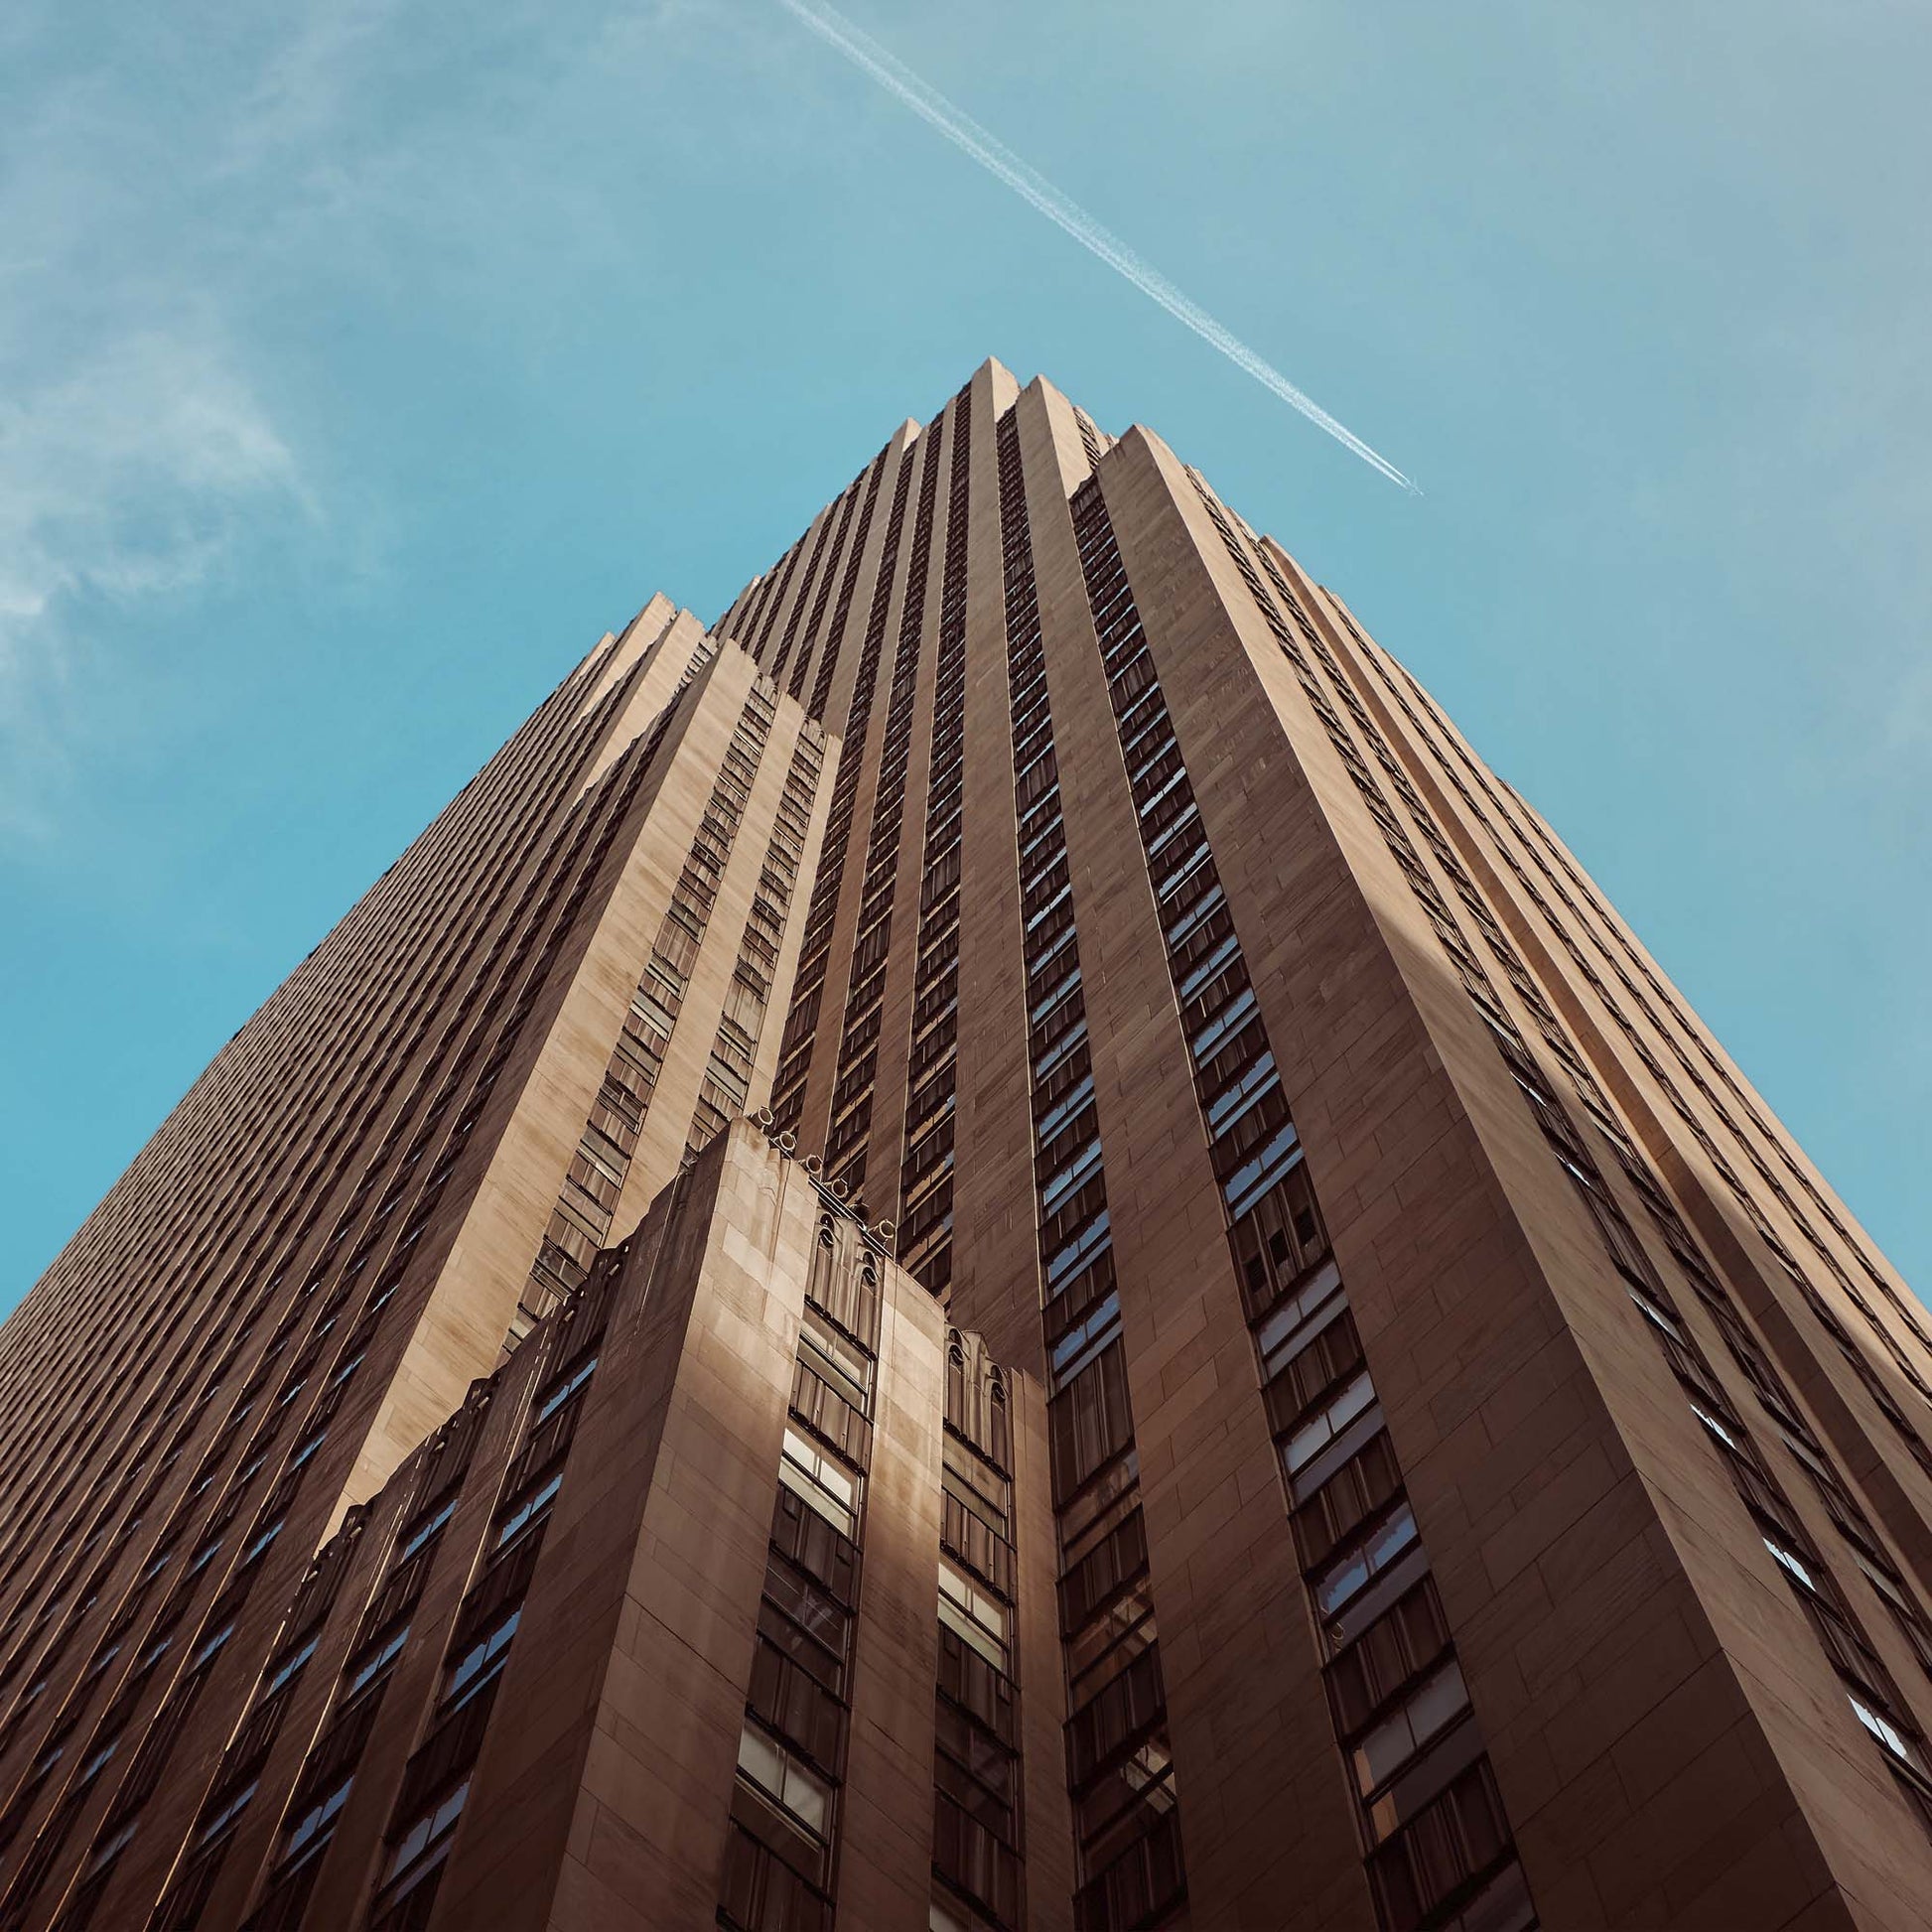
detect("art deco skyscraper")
[2,358,1930,1932]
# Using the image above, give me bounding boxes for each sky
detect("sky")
[1,0,1927,1315]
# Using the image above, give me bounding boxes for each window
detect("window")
[382,1779,470,1888]
[938,1560,1010,1670]
[1366,1759,1516,1928]
[281,1774,352,1864]
[1628,1287,1687,1345]
[78,1820,138,1881]
[1283,1368,1376,1479]
[738,1723,833,1840]
[190,1620,234,1672]
[533,1354,597,1426]
[80,1640,120,1686]
[196,1779,258,1847]
[1350,1659,1471,1799]
[242,1518,285,1566]
[1233,1165,1329,1315]
[1314,1502,1419,1618]
[1850,1694,1923,1771]
[1692,1403,1741,1451]
[263,1634,318,1700]
[495,1472,564,1549]
[779,1429,859,1538]
[444,1608,520,1710]
[345,1623,410,1699]
[942,1442,1011,1545]
[1315,1560,1433,1698]
[762,1560,851,1686]
[1763,1536,1818,1593]
[1048,1334,1133,1494]
[797,1311,872,1416]
[1043,1192,1109,1294]
[1040,1137,1104,1217]
[1066,1645,1167,1790]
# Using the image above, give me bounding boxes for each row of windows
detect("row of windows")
[769,446,922,1134]
[355,1309,611,1931]
[163,1275,606,1932]
[720,1218,883,1932]
[1337,593,1932,1398]
[688,732,825,1164]
[764,491,845,692]
[0,699,664,1859]
[933,1339,1022,1928]
[1186,470,1932,1853]
[1071,474,1533,1932]
[1249,533,1932,1513]
[2,564,714,1918]
[803,450,891,715]
[775,454,872,705]
[511,684,778,1341]
[0,1104,487,1931]
[897,387,974,1297]
[743,519,816,667]
[818,407,950,1204]
[0,628,602,1627]
[1288,489,1932,1738]
[993,406,1185,1932]
[738,441,884,713]
[227,1394,486,1930]
[0,643,674,1840]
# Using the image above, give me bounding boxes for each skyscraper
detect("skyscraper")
[2,357,1929,1932]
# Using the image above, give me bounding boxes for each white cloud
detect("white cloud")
[0,325,307,834]
[219,0,404,176]
[0,328,305,665]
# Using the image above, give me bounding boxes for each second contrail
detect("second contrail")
[777,0,1418,493]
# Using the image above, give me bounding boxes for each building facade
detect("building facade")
[1,359,1930,1930]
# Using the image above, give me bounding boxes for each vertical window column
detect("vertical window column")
[801,450,889,712]
[719,1210,885,1932]
[930,1334,1024,1932]
[770,447,919,1134]
[688,729,827,1161]
[1188,467,1932,1862]
[767,502,843,692]
[897,389,973,1295]
[232,1388,493,1932]
[511,681,777,1346]
[1070,475,1535,1932]
[361,1263,618,1931]
[994,407,1186,1932]
[821,404,950,1201]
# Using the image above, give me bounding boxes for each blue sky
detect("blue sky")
[1,0,1926,1314]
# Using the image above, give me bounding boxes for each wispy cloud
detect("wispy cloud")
[0,323,305,835]
[777,0,1418,492]
[0,332,305,670]
[220,0,403,173]
[0,14,326,832]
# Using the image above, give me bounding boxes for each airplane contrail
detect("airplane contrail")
[777,0,1419,494]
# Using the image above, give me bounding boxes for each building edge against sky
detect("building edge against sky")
[0,357,1928,1930]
